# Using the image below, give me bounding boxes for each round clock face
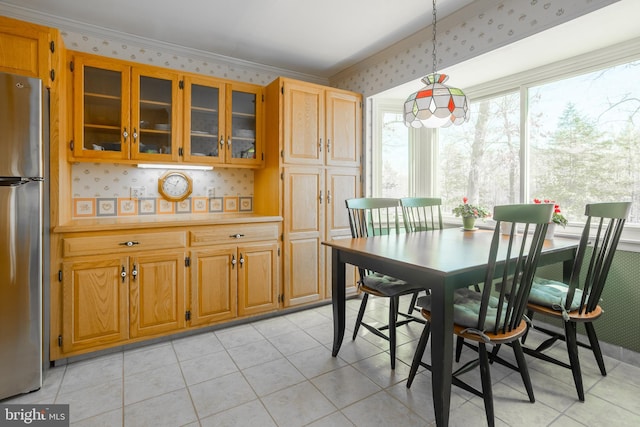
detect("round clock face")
[158,171,193,202]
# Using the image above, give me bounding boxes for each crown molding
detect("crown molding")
[0,1,328,85]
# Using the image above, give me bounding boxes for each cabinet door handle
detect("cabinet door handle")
[132,128,138,143]
[327,190,331,204]
[123,127,128,141]
[229,233,245,239]
[327,138,331,153]
[231,255,236,269]
[319,190,323,204]
[227,136,231,148]
[239,254,244,267]
[131,264,138,281]
[121,266,127,282]
[318,138,322,153]
[119,241,139,247]
[220,136,225,147]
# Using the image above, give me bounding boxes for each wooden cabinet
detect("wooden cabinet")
[190,223,279,320]
[281,78,361,167]
[52,220,281,360]
[0,16,58,86]
[68,51,264,167]
[183,76,264,167]
[255,77,361,306]
[70,52,181,161]
[58,230,187,354]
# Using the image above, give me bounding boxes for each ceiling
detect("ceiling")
[0,0,473,78]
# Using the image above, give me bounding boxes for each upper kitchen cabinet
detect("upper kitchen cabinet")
[69,52,180,162]
[0,16,59,87]
[279,78,361,167]
[183,76,263,167]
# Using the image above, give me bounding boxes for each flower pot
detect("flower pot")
[462,216,476,230]
[545,222,556,240]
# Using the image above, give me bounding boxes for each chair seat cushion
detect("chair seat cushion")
[417,288,506,331]
[362,272,421,296]
[529,277,584,311]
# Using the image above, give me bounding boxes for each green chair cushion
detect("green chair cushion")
[529,277,584,311]
[417,288,507,332]
[362,272,421,296]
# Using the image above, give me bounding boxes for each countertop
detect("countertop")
[53,213,283,233]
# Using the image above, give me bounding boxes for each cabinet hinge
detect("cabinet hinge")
[185,311,191,321]
[178,147,184,157]
[261,152,264,161]
[57,335,62,347]
[69,61,74,72]
[280,172,283,180]
[277,247,280,256]
[50,41,55,53]
[261,94,264,102]
[280,233,284,241]
[185,256,190,267]
[179,80,184,90]
[280,150,284,158]
[69,140,74,151]
[50,69,55,82]
[58,270,62,282]
[281,85,284,95]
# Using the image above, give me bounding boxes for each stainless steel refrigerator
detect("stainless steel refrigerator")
[0,72,46,400]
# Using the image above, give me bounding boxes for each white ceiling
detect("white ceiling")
[0,0,473,78]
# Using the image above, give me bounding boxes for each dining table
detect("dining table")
[323,227,578,427]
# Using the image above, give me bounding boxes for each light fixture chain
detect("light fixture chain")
[432,0,437,75]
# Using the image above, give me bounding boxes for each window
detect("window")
[434,57,640,228]
[438,91,521,212]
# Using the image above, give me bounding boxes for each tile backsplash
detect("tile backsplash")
[71,163,253,218]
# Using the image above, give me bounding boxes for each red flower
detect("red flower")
[462,197,468,204]
[533,198,541,204]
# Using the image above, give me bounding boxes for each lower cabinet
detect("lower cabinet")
[53,220,281,359]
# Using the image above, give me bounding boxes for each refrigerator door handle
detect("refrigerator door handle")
[0,178,38,187]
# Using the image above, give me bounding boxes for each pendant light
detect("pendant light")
[404,0,470,128]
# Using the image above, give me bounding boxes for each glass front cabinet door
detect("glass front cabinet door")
[184,79,262,167]
[72,54,131,160]
[72,53,180,162]
[183,75,225,164]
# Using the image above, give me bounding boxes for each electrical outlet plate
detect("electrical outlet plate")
[131,186,146,198]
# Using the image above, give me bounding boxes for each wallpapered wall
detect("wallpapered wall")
[330,0,618,97]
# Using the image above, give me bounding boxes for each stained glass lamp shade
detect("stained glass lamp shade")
[403,73,469,128]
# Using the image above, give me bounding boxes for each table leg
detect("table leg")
[429,284,454,426]
[331,248,346,357]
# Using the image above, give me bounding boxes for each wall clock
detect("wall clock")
[158,171,193,202]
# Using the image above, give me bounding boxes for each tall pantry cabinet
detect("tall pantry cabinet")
[255,77,361,307]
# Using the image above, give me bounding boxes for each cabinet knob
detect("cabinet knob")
[220,136,225,147]
[229,233,245,239]
[121,266,127,282]
[239,254,244,266]
[131,264,138,280]
[327,139,331,153]
[123,127,128,141]
[133,128,138,143]
[319,190,323,204]
[119,241,140,247]
[327,190,331,204]
[231,255,236,269]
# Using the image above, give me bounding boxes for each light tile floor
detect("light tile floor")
[3,295,640,426]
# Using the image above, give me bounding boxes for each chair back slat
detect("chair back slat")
[400,197,443,232]
[566,202,630,315]
[480,204,553,335]
[346,198,402,279]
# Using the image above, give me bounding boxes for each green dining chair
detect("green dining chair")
[520,201,631,401]
[400,197,443,314]
[407,203,554,427]
[345,197,426,369]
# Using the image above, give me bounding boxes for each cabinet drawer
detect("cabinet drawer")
[190,223,279,246]
[63,231,187,257]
